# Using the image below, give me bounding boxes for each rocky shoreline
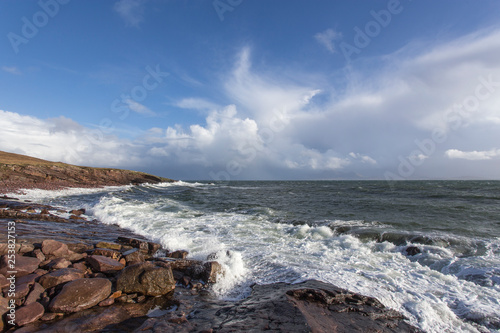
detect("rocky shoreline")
[0,198,422,332]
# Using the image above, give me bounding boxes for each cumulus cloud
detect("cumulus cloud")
[445,149,500,160]
[114,0,146,27]
[315,28,342,54]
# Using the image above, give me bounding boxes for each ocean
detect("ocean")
[15,180,500,332]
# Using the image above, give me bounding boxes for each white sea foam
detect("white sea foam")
[6,185,131,202]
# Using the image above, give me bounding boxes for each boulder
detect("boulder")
[41,239,71,259]
[24,282,45,305]
[18,243,35,254]
[15,273,38,286]
[38,268,85,289]
[92,248,121,260]
[4,282,30,299]
[406,246,421,256]
[0,254,40,277]
[116,237,161,255]
[49,278,112,313]
[0,274,10,289]
[15,302,45,327]
[168,250,189,259]
[95,241,121,251]
[0,294,8,316]
[122,248,144,263]
[202,261,223,283]
[86,255,124,273]
[44,258,72,270]
[116,262,175,296]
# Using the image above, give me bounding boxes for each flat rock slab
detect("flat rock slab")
[41,239,71,259]
[38,267,85,289]
[0,254,40,277]
[86,255,124,273]
[15,301,45,327]
[49,278,112,313]
[116,262,175,296]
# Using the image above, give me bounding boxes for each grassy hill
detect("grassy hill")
[0,150,173,193]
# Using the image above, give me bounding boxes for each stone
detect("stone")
[122,248,144,263]
[15,302,45,327]
[99,297,115,307]
[45,258,72,270]
[4,282,30,299]
[18,243,35,254]
[116,237,162,255]
[40,312,59,321]
[168,250,189,259]
[15,273,38,286]
[71,262,87,272]
[95,241,121,251]
[406,246,421,256]
[38,268,85,289]
[0,294,8,316]
[66,242,92,254]
[116,262,175,296]
[0,254,40,277]
[32,249,46,261]
[41,240,71,259]
[202,261,223,284]
[69,208,85,216]
[86,255,124,273]
[49,278,112,313]
[92,248,121,260]
[0,274,9,288]
[24,282,45,305]
[0,243,20,255]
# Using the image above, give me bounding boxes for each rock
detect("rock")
[0,274,10,289]
[207,280,421,332]
[69,208,85,216]
[0,243,20,255]
[116,237,161,255]
[44,258,72,269]
[4,282,30,299]
[0,254,40,277]
[406,246,421,256]
[86,255,124,273]
[71,262,87,272]
[0,294,8,316]
[122,248,145,263]
[168,250,189,259]
[32,249,46,261]
[41,240,71,259]
[15,273,38,286]
[38,268,85,289]
[24,282,45,305]
[202,261,223,284]
[99,297,115,307]
[66,242,92,254]
[49,278,111,313]
[95,241,121,251]
[40,312,59,321]
[15,302,45,327]
[116,262,175,296]
[92,248,121,260]
[18,243,35,254]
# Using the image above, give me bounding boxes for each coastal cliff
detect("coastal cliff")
[0,151,173,193]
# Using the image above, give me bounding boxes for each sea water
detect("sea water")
[13,181,500,332]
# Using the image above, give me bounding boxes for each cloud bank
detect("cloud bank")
[2,28,500,180]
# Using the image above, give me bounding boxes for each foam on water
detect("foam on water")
[15,182,500,333]
[88,191,500,333]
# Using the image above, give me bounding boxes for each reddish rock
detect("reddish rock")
[71,262,87,272]
[116,262,175,296]
[66,242,92,254]
[15,273,38,286]
[0,274,10,288]
[40,312,59,321]
[45,258,72,270]
[41,240,71,259]
[0,254,40,277]
[116,237,162,255]
[86,255,124,273]
[38,268,85,289]
[95,241,121,251]
[99,297,115,307]
[18,243,35,254]
[32,249,46,261]
[168,250,189,259]
[69,208,85,216]
[4,282,30,299]
[15,302,44,327]
[202,261,223,283]
[49,278,112,313]
[25,282,45,305]
[92,248,121,260]
[0,294,8,316]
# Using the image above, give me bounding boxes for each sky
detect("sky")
[1,0,500,181]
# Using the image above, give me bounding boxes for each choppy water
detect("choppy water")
[14,180,500,332]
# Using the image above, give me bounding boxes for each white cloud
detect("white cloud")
[114,0,145,27]
[175,98,220,111]
[314,28,342,54]
[124,99,156,116]
[445,149,500,161]
[2,66,21,75]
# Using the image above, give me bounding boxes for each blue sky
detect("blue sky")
[1,0,500,180]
